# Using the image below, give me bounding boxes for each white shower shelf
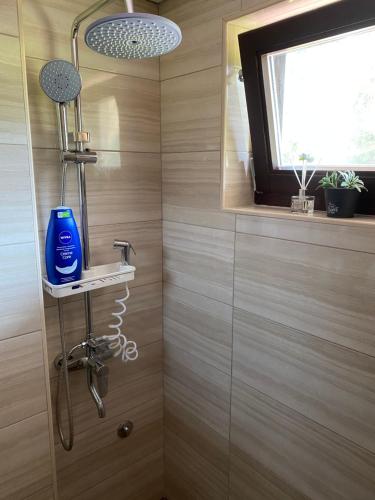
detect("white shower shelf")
[42,262,135,298]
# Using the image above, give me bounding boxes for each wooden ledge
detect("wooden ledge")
[224,205,375,228]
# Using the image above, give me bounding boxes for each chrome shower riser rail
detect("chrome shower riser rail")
[69,0,128,419]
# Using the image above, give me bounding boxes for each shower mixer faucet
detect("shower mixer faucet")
[54,337,112,397]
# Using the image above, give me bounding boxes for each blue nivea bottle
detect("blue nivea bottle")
[45,206,82,285]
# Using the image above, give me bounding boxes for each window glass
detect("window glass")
[262,26,375,169]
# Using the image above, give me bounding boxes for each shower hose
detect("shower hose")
[100,282,139,362]
[56,299,74,451]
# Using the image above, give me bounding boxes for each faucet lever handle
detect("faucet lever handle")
[113,240,136,266]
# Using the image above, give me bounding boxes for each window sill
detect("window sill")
[224,204,375,228]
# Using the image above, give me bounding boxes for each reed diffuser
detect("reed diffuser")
[291,154,316,215]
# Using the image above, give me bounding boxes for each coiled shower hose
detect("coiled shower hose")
[101,283,138,362]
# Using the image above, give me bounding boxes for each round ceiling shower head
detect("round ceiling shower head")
[84,12,182,60]
[39,59,82,103]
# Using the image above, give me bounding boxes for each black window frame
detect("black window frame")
[238,0,375,214]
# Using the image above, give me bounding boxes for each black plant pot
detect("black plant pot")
[324,188,360,218]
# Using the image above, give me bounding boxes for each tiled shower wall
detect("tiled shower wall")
[161,0,375,499]
[21,0,163,498]
[0,1,54,498]
[3,1,375,499]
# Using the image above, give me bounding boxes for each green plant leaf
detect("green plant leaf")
[338,170,367,191]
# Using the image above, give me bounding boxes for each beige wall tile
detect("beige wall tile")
[241,0,299,14]
[0,34,27,144]
[92,282,162,348]
[161,18,223,81]
[55,398,163,499]
[0,412,52,499]
[80,66,160,152]
[160,0,241,80]
[165,342,231,437]
[75,450,164,500]
[33,148,161,231]
[162,150,236,229]
[233,308,375,454]
[229,451,301,500]
[89,221,162,287]
[22,0,159,80]
[163,151,221,209]
[0,0,18,37]
[165,340,230,498]
[236,214,375,253]
[86,151,161,225]
[24,485,55,500]
[26,58,160,152]
[165,451,198,500]
[0,242,41,340]
[165,393,229,479]
[0,331,47,429]
[165,429,228,500]
[231,379,375,499]
[234,233,375,356]
[163,220,235,304]
[223,151,253,208]
[161,67,222,152]
[161,0,240,23]
[164,283,232,373]
[0,144,36,245]
[163,204,236,231]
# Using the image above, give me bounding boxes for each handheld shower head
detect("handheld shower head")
[39,59,82,103]
[84,12,182,59]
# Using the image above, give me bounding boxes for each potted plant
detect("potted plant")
[317,170,367,218]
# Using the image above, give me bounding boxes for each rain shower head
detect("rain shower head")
[39,59,82,103]
[84,12,182,59]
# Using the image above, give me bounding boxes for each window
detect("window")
[263,27,375,170]
[239,0,375,213]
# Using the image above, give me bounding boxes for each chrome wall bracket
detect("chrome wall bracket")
[62,150,98,164]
